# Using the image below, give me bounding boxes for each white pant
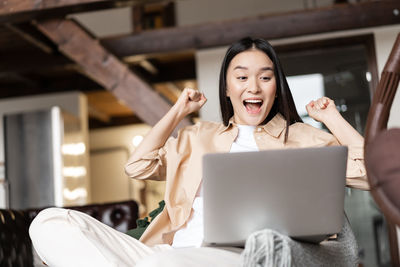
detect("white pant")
[29,208,241,267]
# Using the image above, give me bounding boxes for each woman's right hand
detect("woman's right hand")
[127,88,206,165]
[174,88,207,117]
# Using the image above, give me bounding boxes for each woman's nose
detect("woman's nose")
[247,78,261,93]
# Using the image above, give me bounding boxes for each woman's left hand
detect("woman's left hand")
[306,96,340,123]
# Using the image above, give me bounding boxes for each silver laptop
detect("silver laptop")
[202,146,347,246]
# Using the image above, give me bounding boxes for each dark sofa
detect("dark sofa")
[0,200,139,267]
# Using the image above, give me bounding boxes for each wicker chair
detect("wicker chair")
[364,33,400,266]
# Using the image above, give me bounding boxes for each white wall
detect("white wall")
[196,47,227,122]
[0,91,89,208]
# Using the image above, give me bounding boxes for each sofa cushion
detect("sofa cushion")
[0,210,33,267]
[0,200,139,267]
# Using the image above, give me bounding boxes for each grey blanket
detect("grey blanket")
[240,216,358,267]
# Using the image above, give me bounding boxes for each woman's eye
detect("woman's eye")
[237,76,247,81]
[260,76,271,81]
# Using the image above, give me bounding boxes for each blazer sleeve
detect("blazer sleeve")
[124,144,169,181]
[124,123,198,181]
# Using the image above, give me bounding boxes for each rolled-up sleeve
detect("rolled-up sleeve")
[124,145,168,181]
[345,144,369,190]
[124,123,196,181]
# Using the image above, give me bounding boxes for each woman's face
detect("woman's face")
[226,49,277,126]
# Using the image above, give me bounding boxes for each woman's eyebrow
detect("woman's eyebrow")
[233,66,274,71]
[260,67,274,71]
[233,65,248,70]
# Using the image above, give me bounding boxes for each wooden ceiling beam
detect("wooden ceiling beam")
[38,72,103,91]
[0,52,72,73]
[88,105,111,123]
[89,114,143,129]
[0,71,103,97]
[5,23,55,53]
[0,72,40,88]
[129,57,195,83]
[34,18,192,130]
[0,0,163,24]
[101,0,400,57]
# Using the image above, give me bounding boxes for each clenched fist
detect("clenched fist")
[306,96,340,123]
[174,88,207,117]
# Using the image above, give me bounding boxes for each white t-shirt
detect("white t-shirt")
[172,124,258,248]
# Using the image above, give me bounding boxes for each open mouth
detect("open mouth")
[243,99,263,114]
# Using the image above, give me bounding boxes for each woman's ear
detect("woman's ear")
[226,88,230,97]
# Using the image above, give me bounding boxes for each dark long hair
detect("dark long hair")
[219,37,302,142]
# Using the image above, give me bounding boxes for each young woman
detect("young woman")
[30,37,368,267]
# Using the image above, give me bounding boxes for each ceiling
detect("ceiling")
[0,3,196,129]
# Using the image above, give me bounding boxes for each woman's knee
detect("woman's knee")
[136,252,178,267]
[136,248,241,267]
[29,207,68,240]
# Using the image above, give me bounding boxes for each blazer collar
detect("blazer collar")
[218,113,287,138]
[262,113,287,138]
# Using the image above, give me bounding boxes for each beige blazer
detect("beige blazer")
[124,113,368,246]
